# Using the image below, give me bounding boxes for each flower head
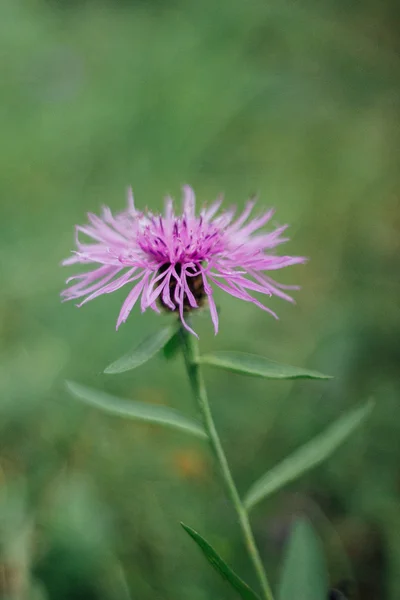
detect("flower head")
[62,186,306,336]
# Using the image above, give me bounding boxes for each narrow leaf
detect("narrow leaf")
[181,523,261,600]
[105,325,178,374]
[278,519,327,600]
[65,381,207,439]
[244,400,373,511]
[198,352,332,380]
[162,330,182,361]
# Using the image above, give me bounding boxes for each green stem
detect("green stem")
[180,326,274,600]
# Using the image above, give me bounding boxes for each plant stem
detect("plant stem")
[180,326,274,600]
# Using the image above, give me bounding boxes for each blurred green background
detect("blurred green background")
[1,0,399,598]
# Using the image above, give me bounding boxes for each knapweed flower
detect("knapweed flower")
[62,186,306,336]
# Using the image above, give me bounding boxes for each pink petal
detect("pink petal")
[202,195,223,221]
[182,185,195,220]
[116,275,148,329]
[228,198,257,232]
[201,269,219,334]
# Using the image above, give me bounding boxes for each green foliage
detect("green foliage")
[198,351,332,380]
[162,330,183,361]
[244,401,374,510]
[181,524,261,600]
[104,324,178,374]
[66,380,207,439]
[278,519,327,600]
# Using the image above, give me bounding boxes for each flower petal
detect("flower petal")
[116,275,148,329]
[201,269,219,334]
[182,185,196,220]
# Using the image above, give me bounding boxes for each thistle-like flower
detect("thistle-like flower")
[62,186,306,336]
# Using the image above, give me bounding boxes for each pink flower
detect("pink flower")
[62,186,306,336]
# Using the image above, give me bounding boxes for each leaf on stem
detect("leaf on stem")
[65,381,207,439]
[197,352,332,380]
[104,324,178,374]
[181,523,261,600]
[162,329,182,361]
[278,519,327,600]
[244,400,373,511]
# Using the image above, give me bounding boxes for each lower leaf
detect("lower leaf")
[278,519,327,600]
[181,523,261,600]
[244,400,373,511]
[66,381,207,439]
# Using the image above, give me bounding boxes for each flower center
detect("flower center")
[157,263,206,312]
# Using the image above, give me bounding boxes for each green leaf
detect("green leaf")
[162,330,182,361]
[104,325,178,374]
[244,400,373,511]
[198,351,332,380]
[65,381,207,439]
[278,519,327,600]
[181,523,261,600]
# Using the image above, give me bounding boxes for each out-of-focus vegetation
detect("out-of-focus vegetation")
[1,0,399,598]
